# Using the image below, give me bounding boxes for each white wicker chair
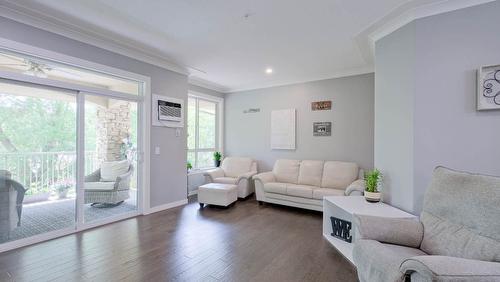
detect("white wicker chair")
[84,164,133,206]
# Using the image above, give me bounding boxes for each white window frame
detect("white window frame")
[187,91,224,170]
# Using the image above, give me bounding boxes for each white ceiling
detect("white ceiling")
[0,0,494,92]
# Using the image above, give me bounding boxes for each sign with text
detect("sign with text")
[311,100,332,111]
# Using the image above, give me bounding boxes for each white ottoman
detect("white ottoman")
[198,183,238,208]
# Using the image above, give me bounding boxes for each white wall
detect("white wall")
[0,16,190,209]
[375,1,500,214]
[225,73,374,172]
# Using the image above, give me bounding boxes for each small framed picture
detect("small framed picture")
[477,65,500,110]
[313,122,332,136]
[311,101,332,111]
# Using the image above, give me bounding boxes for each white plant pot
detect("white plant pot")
[364,191,381,203]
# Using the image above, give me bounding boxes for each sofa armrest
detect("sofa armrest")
[85,169,101,182]
[252,171,275,185]
[115,167,133,191]
[237,171,258,183]
[353,214,423,248]
[400,256,500,281]
[345,179,365,196]
[203,168,225,183]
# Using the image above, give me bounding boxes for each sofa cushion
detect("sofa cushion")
[84,182,115,191]
[221,157,253,178]
[298,160,324,187]
[272,159,300,184]
[213,177,238,185]
[353,239,427,282]
[321,161,358,189]
[312,188,344,199]
[263,182,287,194]
[286,184,314,199]
[100,160,130,182]
[420,167,500,262]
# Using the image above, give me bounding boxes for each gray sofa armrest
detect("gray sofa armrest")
[85,169,101,182]
[353,214,423,248]
[252,171,275,185]
[237,171,258,183]
[345,179,365,196]
[203,168,224,183]
[400,256,500,282]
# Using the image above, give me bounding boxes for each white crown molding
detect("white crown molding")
[0,0,190,76]
[356,0,496,63]
[188,76,230,93]
[226,65,374,93]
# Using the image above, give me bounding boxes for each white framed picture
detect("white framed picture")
[477,65,500,110]
[271,109,296,150]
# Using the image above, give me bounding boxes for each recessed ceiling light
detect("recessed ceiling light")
[265,68,273,74]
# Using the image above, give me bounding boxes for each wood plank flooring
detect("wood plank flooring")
[0,196,358,282]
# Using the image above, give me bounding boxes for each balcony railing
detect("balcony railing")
[0,151,98,195]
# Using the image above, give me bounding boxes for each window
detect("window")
[187,94,222,169]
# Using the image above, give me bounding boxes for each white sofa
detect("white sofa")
[204,157,258,198]
[253,159,365,211]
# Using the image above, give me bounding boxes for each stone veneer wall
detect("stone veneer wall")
[96,101,131,163]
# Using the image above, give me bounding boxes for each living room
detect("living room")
[0,1,499,281]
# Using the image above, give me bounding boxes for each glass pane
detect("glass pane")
[187,98,196,150]
[84,96,138,223]
[0,51,141,95]
[0,81,76,244]
[198,99,216,149]
[197,151,215,169]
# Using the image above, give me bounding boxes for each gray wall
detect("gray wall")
[375,1,500,214]
[189,84,225,99]
[225,73,374,172]
[374,22,416,212]
[0,17,190,208]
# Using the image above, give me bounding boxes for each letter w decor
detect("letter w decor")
[330,216,352,243]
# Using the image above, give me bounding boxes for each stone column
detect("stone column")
[96,101,131,163]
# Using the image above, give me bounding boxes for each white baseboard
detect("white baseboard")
[188,190,198,196]
[145,199,188,215]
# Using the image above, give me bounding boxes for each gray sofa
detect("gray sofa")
[353,166,500,282]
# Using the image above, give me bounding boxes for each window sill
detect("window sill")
[188,167,217,176]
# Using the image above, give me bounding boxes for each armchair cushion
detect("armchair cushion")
[353,239,427,282]
[213,177,238,185]
[272,159,300,184]
[100,160,130,181]
[221,157,253,178]
[84,182,115,191]
[400,256,500,282]
[353,214,423,248]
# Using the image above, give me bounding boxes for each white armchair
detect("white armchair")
[204,157,258,198]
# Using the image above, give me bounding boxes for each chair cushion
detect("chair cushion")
[312,188,344,199]
[298,160,324,187]
[263,182,287,194]
[272,159,300,184]
[213,177,238,185]
[100,160,130,181]
[221,157,253,178]
[84,182,115,191]
[421,167,500,262]
[286,184,314,198]
[321,161,358,189]
[353,239,427,282]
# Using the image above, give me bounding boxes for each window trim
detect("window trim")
[187,91,224,169]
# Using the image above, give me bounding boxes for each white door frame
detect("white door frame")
[0,37,152,253]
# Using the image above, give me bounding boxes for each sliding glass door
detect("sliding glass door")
[0,80,77,244]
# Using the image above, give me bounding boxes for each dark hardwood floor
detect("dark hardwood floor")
[0,196,358,282]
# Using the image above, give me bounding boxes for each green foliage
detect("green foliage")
[364,169,382,193]
[187,161,193,170]
[213,151,222,161]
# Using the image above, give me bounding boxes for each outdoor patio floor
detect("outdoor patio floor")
[1,195,137,244]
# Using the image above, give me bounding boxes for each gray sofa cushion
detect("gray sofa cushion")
[420,167,500,262]
[353,239,427,282]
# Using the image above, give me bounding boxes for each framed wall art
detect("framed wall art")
[477,65,500,110]
[313,122,332,137]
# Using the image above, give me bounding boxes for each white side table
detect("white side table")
[322,196,416,264]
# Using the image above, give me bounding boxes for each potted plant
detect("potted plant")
[364,169,382,202]
[213,152,222,167]
[53,179,73,199]
[187,161,193,172]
